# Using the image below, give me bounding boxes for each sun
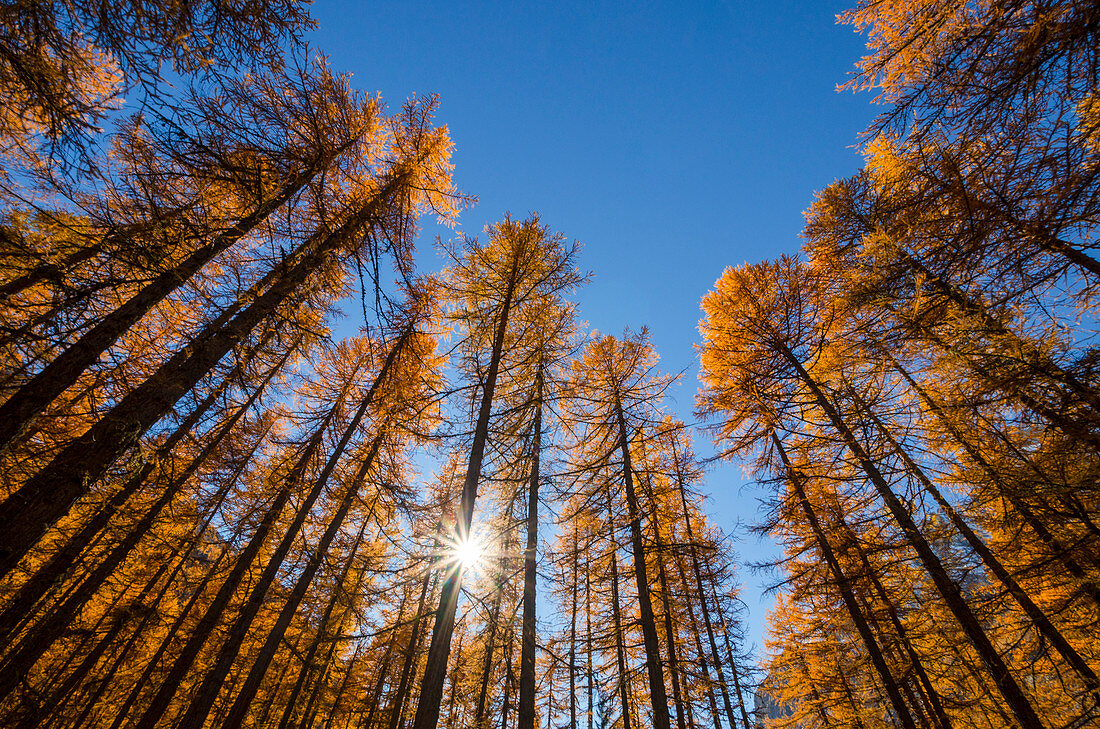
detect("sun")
[453,535,484,571]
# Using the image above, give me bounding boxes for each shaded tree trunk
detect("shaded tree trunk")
[772,432,920,729]
[0,173,406,575]
[612,396,670,729]
[0,161,326,453]
[519,368,544,729]
[775,342,1046,729]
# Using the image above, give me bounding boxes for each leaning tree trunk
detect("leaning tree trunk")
[130,399,340,729]
[102,427,270,729]
[216,433,387,728]
[274,519,372,729]
[175,342,404,729]
[0,355,284,704]
[0,160,328,453]
[0,173,406,576]
[772,433,920,729]
[883,348,1100,607]
[0,332,284,650]
[849,384,1100,693]
[777,342,1046,729]
[829,507,953,729]
[672,540,724,729]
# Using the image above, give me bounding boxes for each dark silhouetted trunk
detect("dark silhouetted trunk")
[612,396,670,729]
[0,162,325,453]
[0,175,404,575]
[519,369,544,729]
[411,251,519,729]
[772,432,919,729]
[775,343,1046,729]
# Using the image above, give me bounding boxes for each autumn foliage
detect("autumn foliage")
[4,2,1096,729]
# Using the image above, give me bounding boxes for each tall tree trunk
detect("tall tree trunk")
[641,475,686,729]
[668,444,739,729]
[671,542,723,729]
[361,592,409,729]
[412,251,519,729]
[883,348,1100,606]
[569,545,578,729]
[19,561,169,729]
[612,396,671,729]
[277,521,372,729]
[776,342,1046,729]
[0,332,284,649]
[831,509,952,729]
[519,368,544,729]
[0,161,327,453]
[475,556,508,729]
[585,543,595,729]
[0,356,282,703]
[500,629,515,729]
[849,384,1100,692]
[772,432,919,729]
[605,507,633,729]
[216,433,387,728]
[0,173,406,575]
[130,399,339,729]
[99,419,271,729]
[445,630,466,728]
[388,567,438,729]
[705,581,755,729]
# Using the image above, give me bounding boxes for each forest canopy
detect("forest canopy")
[0,2,1098,729]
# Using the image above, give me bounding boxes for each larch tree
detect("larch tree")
[411,214,582,729]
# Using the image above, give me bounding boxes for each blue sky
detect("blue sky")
[310,0,879,654]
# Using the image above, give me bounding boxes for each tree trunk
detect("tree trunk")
[130,400,338,729]
[324,643,365,729]
[519,368,544,729]
[585,543,595,729]
[605,504,633,729]
[706,583,755,729]
[883,348,1100,606]
[569,545,578,729]
[0,173,405,575]
[411,250,519,729]
[0,161,326,453]
[777,342,1046,729]
[475,557,508,729]
[0,357,282,703]
[850,384,1099,692]
[0,332,283,649]
[361,592,409,729]
[641,475,686,729]
[772,432,919,729]
[671,541,723,729]
[18,561,169,729]
[387,567,437,729]
[612,396,671,729]
[835,523,949,729]
[216,433,387,728]
[276,520,372,729]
